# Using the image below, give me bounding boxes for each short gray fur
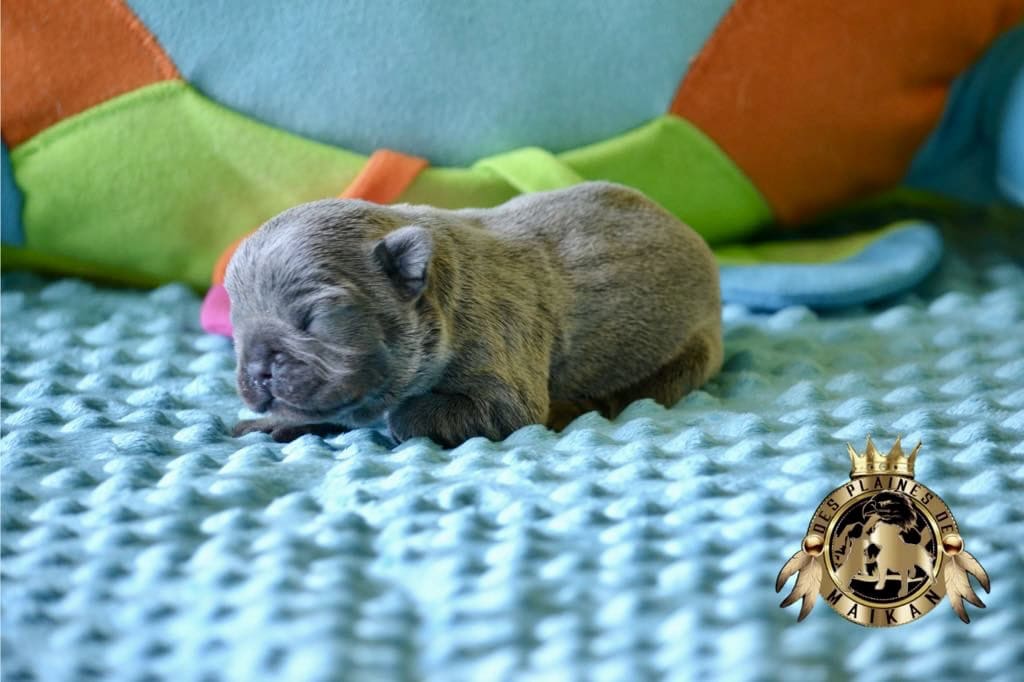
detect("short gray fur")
[226,182,722,447]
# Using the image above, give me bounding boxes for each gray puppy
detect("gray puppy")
[226,181,722,447]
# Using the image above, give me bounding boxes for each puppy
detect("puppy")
[226,181,723,447]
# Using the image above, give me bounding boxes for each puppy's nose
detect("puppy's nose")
[243,339,281,385]
[246,357,273,383]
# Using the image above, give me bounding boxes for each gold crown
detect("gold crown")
[847,436,920,478]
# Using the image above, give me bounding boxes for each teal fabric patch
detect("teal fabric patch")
[126,0,734,166]
[3,226,1022,678]
[997,34,1024,205]
[1,142,24,246]
[907,25,1024,207]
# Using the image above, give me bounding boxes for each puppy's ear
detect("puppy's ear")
[373,226,433,300]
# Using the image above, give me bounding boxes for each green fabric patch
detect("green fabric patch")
[10,83,771,288]
[1,243,166,288]
[12,82,364,288]
[475,147,584,192]
[713,221,920,266]
[562,116,772,243]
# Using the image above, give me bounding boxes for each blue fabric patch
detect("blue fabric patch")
[907,26,1024,207]
[719,222,944,311]
[1,142,25,246]
[125,1,732,167]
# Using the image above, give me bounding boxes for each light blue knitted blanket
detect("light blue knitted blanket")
[2,229,1022,681]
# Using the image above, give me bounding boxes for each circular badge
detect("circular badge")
[809,474,958,626]
[777,439,991,626]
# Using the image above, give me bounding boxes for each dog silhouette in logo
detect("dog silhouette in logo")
[835,518,878,588]
[834,492,933,597]
[866,493,934,597]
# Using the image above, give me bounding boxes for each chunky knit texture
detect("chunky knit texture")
[2,227,1022,681]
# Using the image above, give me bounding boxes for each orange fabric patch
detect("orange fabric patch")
[338,149,429,203]
[671,0,1024,224]
[1,0,179,147]
[211,149,428,284]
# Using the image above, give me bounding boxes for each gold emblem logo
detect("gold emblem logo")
[776,437,990,626]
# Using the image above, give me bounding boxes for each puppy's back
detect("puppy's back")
[472,182,721,395]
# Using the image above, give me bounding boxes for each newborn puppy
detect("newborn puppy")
[226,181,722,447]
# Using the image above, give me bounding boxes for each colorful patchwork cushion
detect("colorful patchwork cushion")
[2,1,1022,321]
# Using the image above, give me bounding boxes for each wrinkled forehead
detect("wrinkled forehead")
[227,233,359,316]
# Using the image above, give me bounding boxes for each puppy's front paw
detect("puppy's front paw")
[388,391,534,448]
[232,418,344,442]
[268,423,345,442]
[232,418,278,437]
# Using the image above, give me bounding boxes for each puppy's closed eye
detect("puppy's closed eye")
[302,304,361,337]
[298,309,317,332]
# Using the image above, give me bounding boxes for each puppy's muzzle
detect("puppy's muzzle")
[238,343,282,412]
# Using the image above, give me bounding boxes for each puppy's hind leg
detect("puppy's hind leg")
[598,325,722,420]
[545,398,604,431]
[546,326,722,430]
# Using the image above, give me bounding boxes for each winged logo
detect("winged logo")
[937,534,991,624]
[776,438,991,627]
[775,535,825,621]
